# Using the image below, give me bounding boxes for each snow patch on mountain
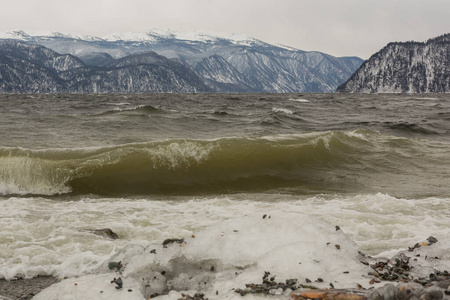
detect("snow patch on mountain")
[0,29,102,42]
[103,28,265,46]
[0,29,268,47]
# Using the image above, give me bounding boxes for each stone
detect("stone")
[377,284,395,300]
[90,228,119,239]
[111,277,123,289]
[426,236,438,244]
[162,238,184,246]
[422,286,443,299]
[393,283,426,300]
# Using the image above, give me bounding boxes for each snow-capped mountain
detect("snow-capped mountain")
[0,29,103,42]
[104,29,265,46]
[0,29,364,93]
[0,40,210,93]
[0,29,268,47]
[337,34,450,93]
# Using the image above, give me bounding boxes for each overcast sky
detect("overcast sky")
[1,0,449,58]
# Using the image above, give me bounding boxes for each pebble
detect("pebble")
[427,236,438,244]
[110,277,123,289]
[162,238,185,246]
[178,292,208,300]
[296,237,449,300]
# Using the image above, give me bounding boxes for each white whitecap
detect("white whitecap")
[272,107,294,114]
[107,102,131,106]
[288,98,310,103]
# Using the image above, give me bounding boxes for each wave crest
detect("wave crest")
[0,131,443,196]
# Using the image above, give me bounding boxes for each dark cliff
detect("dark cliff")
[337,34,450,93]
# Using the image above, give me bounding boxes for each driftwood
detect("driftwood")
[291,289,367,300]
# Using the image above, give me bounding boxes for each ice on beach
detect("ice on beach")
[34,212,373,299]
[33,274,144,299]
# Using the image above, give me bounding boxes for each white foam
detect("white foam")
[149,141,216,170]
[272,107,294,114]
[111,105,146,112]
[288,98,310,103]
[107,102,131,106]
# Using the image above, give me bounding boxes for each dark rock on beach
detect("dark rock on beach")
[162,238,185,247]
[79,228,120,240]
[233,236,449,300]
[0,276,59,300]
[89,228,119,239]
[178,292,208,300]
[234,271,315,296]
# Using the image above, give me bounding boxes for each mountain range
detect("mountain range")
[0,29,363,93]
[337,34,450,93]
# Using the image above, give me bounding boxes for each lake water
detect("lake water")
[0,93,449,299]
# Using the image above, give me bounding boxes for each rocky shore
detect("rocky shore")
[1,235,448,300]
[0,276,59,300]
[232,236,449,300]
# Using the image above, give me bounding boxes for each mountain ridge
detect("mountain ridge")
[337,33,450,93]
[0,29,276,51]
[0,29,363,93]
[0,40,211,93]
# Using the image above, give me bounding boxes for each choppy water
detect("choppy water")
[0,93,449,298]
[1,93,449,198]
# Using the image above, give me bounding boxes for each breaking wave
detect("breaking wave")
[0,130,446,196]
[272,107,294,114]
[96,104,161,116]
